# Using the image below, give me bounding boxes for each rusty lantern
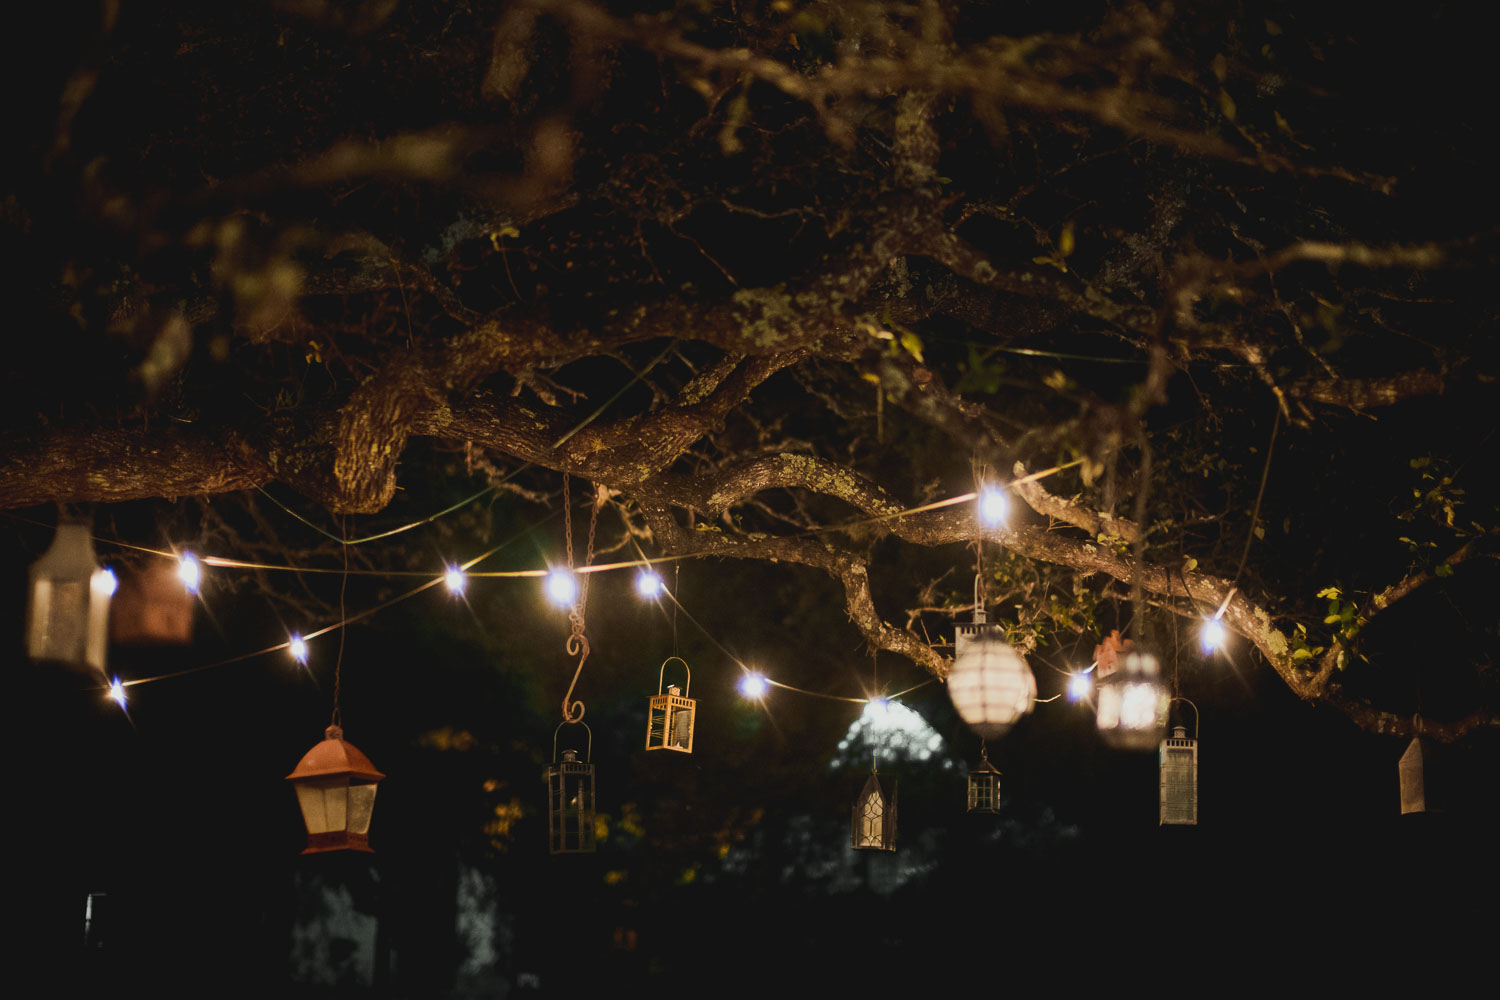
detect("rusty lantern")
[966,746,1001,814]
[27,520,114,674]
[646,656,695,753]
[547,722,597,854]
[286,725,384,853]
[110,560,195,645]
[852,767,897,851]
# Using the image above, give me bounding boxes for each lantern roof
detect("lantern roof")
[970,753,1001,775]
[286,725,384,782]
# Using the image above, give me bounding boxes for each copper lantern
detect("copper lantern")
[852,768,897,851]
[966,747,1001,814]
[1094,631,1168,751]
[645,657,695,753]
[1159,725,1198,825]
[547,722,596,854]
[110,561,194,645]
[948,606,1035,739]
[27,520,113,673]
[286,725,384,853]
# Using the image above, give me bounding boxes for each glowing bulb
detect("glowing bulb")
[635,569,664,599]
[978,486,1010,526]
[545,569,578,607]
[1200,617,1226,654]
[107,677,126,709]
[93,567,118,597]
[863,697,890,720]
[738,672,769,699]
[1068,672,1093,701]
[178,552,201,593]
[444,566,466,595]
[289,634,308,665]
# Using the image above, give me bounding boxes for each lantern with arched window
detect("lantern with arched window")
[852,766,897,851]
[27,519,113,673]
[547,722,597,854]
[286,725,384,853]
[645,657,695,753]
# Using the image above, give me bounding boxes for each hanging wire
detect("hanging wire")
[331,517,348,729]
[1230,405,1282,592]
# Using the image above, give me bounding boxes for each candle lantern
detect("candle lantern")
[966,746,1001,814]
[947,597,1035,739]
[1159,725,1198,825]
[645,657,695,753]
[27,520,113,673]
[286,725,384,853]
[110,561,195,645]
[547,722,597,854]
[851,767,897,851]
[1094,631,1168,750]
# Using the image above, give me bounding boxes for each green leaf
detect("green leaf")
[1316,586,1342,599]
[898,331,925,363]
[1435,562,1454,577]
[1323,614,1342,624]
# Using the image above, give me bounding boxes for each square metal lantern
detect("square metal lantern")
[852,770,897,851]
[646,657,695,753]
[966,748,1001,813]
[27,520,113,673]
[548,723,597,854]
[286,725,385,853]
[1159,725,1198,825]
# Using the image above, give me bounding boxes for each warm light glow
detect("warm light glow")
[862,697,890,720]
[635,569,664,598]
[444,566,466,595]
[545,569,578,607]
[738,672,769,699]
[289,634,309,664]
[178,552,201,593]
[1068,672,1093,701]
[1200,617,1226,653]
[978,486,1011,526]
[107,677,126,708]
[93,567,118,597]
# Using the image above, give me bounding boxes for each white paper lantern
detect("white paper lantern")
[947,608,1035,739]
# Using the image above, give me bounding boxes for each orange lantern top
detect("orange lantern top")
[286,725,385,854]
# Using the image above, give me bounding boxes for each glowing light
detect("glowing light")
[93,567,118,597]
[635,569,664,599]
[1068,672,1093,701]
[738,672,769,699]
[107,677,127,709]
[862,697,890,720]
[1200,617,1227,654]
[978,486,1011,526]
[545,569,578,607]
[178,552,201,593]
[289,634,309,664]
[444,566,467,595]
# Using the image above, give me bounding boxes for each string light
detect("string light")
[94,567,118,597]
[443,565,466,595]
[863,697,890,719]
[978,485,1011,526]
[178,552,202,593]
[107,677,127,708]
[738,672,769,699]
[635,569,664,599]
[545,568,578,607]
[1200,617,1226,654]
[1068,672,1093,701]
[289,634,309,665]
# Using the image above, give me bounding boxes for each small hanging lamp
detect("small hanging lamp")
[645,656,695,753]
[1094,631,1168,751]
[1159,725,1198,826]
[286,725,385,853]
[1398,727,1441,814]
[966,745,1001,814]
[852,758,897,851]
[947,575,1035,739]
[27,518,114,673]
[110,561,195,645]
[548,722,597,854]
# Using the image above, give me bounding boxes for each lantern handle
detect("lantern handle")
[658,656,691,697]
[1168,696,1200,739]
[552,720,593,762]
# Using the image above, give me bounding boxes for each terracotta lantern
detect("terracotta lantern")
[110,561,195,645]
[645,657,695,753]
[966,747,1001,814]
[286,725,384,853]
[948,602,1035,739]
[27,520,113,673]
[852,768,897,851]
[547,723,597,854]
[1094,631,1168,751]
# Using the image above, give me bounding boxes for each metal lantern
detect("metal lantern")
[286,725,385,854]
[1094,632,1168,750]
[547,722,596,854]
[110,561,195,645]
[852,767,897,851]
[645,657,695,753]
[27,520,113,673]
[948,604,1036,739]
[1398,736,1439,814]
[1159,725,1198,825]
[966,746,1001,814]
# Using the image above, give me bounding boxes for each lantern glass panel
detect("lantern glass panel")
[295,778,346,834]
[856,791,884,848]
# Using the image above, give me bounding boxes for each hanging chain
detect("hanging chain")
[560,475,601,723]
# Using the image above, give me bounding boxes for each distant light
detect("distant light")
[1200,618,1227,654]
[545,569,578,607]
[444,566,466,595]
[178,552,201,593]
[738,672,769,699]
[289,634,308,665]
[93,567,118,597]
[978,486,1010,526]
[635,569,664,599]
[1068,672,1093,701]
[107,677,126,708]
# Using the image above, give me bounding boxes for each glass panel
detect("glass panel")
[671,707,692,748]
[346,783,377,835]
[295,783,329,833]
[322,783,348,832]
[857,792,884,847]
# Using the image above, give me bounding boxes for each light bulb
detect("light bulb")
[178,552,201,593]
[107,678,127,708]
[545,569,578,607]
[444,566,466,595]
[738,672,769,699]
[978,486,1010,526]
[289,634,308,664]
[635,569,664,599]
[1068,672,1093,701]
[93,567,118,597]
[863,697,890,720]
[1200,617,1226,653]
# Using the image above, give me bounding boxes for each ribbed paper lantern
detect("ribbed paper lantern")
[27,521,113,673]
[948,607,1035,739]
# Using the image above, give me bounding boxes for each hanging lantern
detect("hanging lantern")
[109,561,195,645]
[286,725,384,854]
[548,722,596,854]
[1094,631,1168,750]
[966,747,1001,814]
[851,767,897,851]
[645,657,695,753]
[948,600,1035,739]
[1159,725,1198,825]
[27,520,113,673]
[1398,736,1442,814]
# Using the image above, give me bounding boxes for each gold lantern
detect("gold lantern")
[27,519,114,673]
[966,746,1001,814]
[1094,631,1168,751]
[110,561,195,645]
[1159,725,1198,825]
[852,766,897,851]
[947,583,1036,739]
[286,725,385,853]
[547,722,596,854]
[645,657,695,753]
